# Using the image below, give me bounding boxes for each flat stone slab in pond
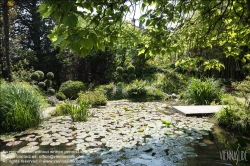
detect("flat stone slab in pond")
[172,105,225,115]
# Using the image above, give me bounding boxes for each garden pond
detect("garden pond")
[0,100,243,165]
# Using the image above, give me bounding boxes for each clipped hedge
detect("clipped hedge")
[59,80,85,99]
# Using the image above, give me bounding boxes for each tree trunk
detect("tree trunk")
[2,0,12,82]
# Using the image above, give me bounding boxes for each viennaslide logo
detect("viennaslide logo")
[220,146,248,165]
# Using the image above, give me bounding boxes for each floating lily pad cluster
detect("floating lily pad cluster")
[1,100,214,165]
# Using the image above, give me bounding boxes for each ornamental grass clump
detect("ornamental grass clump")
[70,100,89,122]
[0,82,44,132]
[183,78,222,105]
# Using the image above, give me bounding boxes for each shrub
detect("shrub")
[146,86,165,100]
[126,80,147,99]
[116,67,123,74]
[44,79,52,87]
[59,80,85,99]
[216,105,250,134]
[48,88,56,95]
[183,78,222,105]
[31,72,39,81]
[46,72,54,80]
[38,82,46,88]
[77,90,107,107]
[70,100,89,122]
[0,82,44,132]
[128,74,136,81]
[51,101,72,116]
[36,70,44,80]
[127,65,135,74]
[55,92,66,100]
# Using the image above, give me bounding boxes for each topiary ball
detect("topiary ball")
[128,74,136,81]
[44,79,52,87]
[48,88,55,95]
[38,82,46,88]
[122,73,128,79]
[116,67,123,74]
[58,80,85,99]
[35,70,44,80]
[127,65,135,74]
[31,72,39,81]
[46,72,54,80]
[116,76,123,82]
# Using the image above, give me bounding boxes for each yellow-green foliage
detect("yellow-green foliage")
[51,101,72,116]
[0,82,45,132]
[77,90,107,106]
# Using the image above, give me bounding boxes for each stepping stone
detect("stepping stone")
[172,105,225,115]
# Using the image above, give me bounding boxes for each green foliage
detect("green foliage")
[44,79,52,87]
[183,78,222,105]
[59,80,85,99]
[36,70,44,80]
[152,69,188,94]
[0,82,44,132]
[232,75,250,107]
[77,90,107,107]
[127,65,135,74]
[216,105,250,135]
[48,88,55,95]
[55,92,66,100]
[126,80,147,99]
[38,82,46,88]
[116,76,123,82]
[128,74,136,81]
[46,72,54,80]
[70,100,89,122]
[31,72,39,81]
[116,67,124,74]
[51,101,72,116]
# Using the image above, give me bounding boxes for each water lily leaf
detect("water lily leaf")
[18,146,39,153]
[50,142,61,146]
[6,141,22,146]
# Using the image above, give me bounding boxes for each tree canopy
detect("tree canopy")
[38,0,250,65]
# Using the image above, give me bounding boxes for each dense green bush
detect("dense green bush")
[55,92,66,100]
[46,72,54,80]
[51,101,72,116]
[216,105,250,134]
[48,88,56,95]
[31,72,39,81]
[36,70,44,80]
[183,78,222,105]
[59,80,85,99]
[0,82,44,132]
[77,90,107,106]
[126,80,147,99]
[38,82,46,88]
[152,70,188,94]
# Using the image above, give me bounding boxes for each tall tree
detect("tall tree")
[38,0,250,65]
[1,0,12,81]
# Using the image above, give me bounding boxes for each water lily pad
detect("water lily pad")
[6,141,22,146]
[50,142,61,146]
[18,146,39,153]
[72,139,85,144]
[40,141,52,146]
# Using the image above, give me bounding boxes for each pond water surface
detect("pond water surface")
[0,100,247,166]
